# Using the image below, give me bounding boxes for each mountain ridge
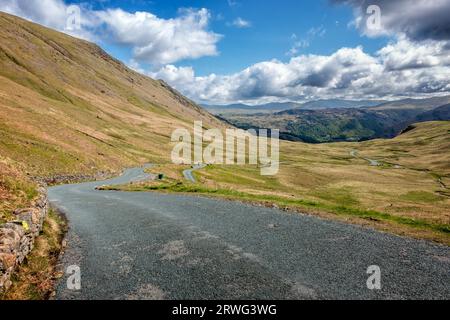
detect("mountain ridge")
[203,99,386,115]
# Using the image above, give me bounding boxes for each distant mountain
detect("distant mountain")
[203,99,386,115]
[222,96,450,143]
[415,104,450,122]
[299,99,385,110]
[202,102,300,114]
[368,96,450,111]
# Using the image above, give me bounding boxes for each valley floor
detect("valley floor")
[106,122,450,245]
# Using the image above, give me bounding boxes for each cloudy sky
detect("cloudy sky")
[1,0,449,104]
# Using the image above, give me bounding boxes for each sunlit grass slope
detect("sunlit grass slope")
[0,12,222,178]
[111,121,450,244]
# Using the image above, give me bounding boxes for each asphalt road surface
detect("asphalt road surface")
[183,164,207,183]
[49,167,450,300]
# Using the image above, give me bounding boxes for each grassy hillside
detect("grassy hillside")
[109,121,450,244]
[0,157,37,224]
[0,12,222,178]
[0,12,223,222]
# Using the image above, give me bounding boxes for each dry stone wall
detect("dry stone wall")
[0,186,49,292]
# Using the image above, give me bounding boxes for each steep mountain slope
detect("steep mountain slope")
[0,12,224,223]
[0,12,222,178]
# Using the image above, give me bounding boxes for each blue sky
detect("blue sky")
[1,0,449,104]
[65,0,387,76]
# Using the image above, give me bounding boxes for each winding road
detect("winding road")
[183,164,207,183]
[49,167,450,300]
[350,150,380,166]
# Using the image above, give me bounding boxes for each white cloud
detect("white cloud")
[378,37,450,71]
[0,0,68,29]
[335,0,450,41]
[151,39,450,104]
[286,27,326,56]
[230,17,251,28]
[128,59,146,74]
[227,0,240,8]
[0,0,96,40]
[150,64,197,84]
[307,25,326,38]
[0,0,221,65]
[97,8,221,64]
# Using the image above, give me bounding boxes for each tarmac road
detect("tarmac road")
[49,167,450,300]
[183,164,207,183]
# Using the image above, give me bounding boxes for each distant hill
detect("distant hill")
[203,99,385,115]
[222,96,450,143]
[202,102,300,114]
[367,96,450,111]
[415,104,450,122]
[299,99,385,110]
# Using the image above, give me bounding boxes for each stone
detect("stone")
[37,186,47,195]
[14,208,31,216]
[0,253,16,270]
[0,273,12,290]
[33,196,47,209]
[16,212,33,233]
[2,279,12,291]
[1,222,25,239]
[0,227,22,251]
[0,244,12,254]
[31,208,42,225]
[18,236,33,262]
